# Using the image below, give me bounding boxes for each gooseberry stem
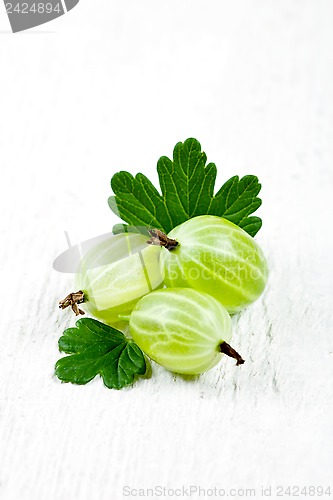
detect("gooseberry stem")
[59,290,86,316]
[146,229,179,251]
[219,342,245,366]
[118,314,131,322]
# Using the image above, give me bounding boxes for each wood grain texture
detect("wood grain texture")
[0,1,332,499]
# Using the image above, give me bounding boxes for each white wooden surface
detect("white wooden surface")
[0,2,333,499]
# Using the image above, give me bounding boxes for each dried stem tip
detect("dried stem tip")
[59,290,85,316]
[147,229,179,251]
[220,342,245,366]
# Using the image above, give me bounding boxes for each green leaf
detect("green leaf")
[108,138,262,237]
[55,318,147,390]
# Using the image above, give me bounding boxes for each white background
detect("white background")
[0,1,333,499]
